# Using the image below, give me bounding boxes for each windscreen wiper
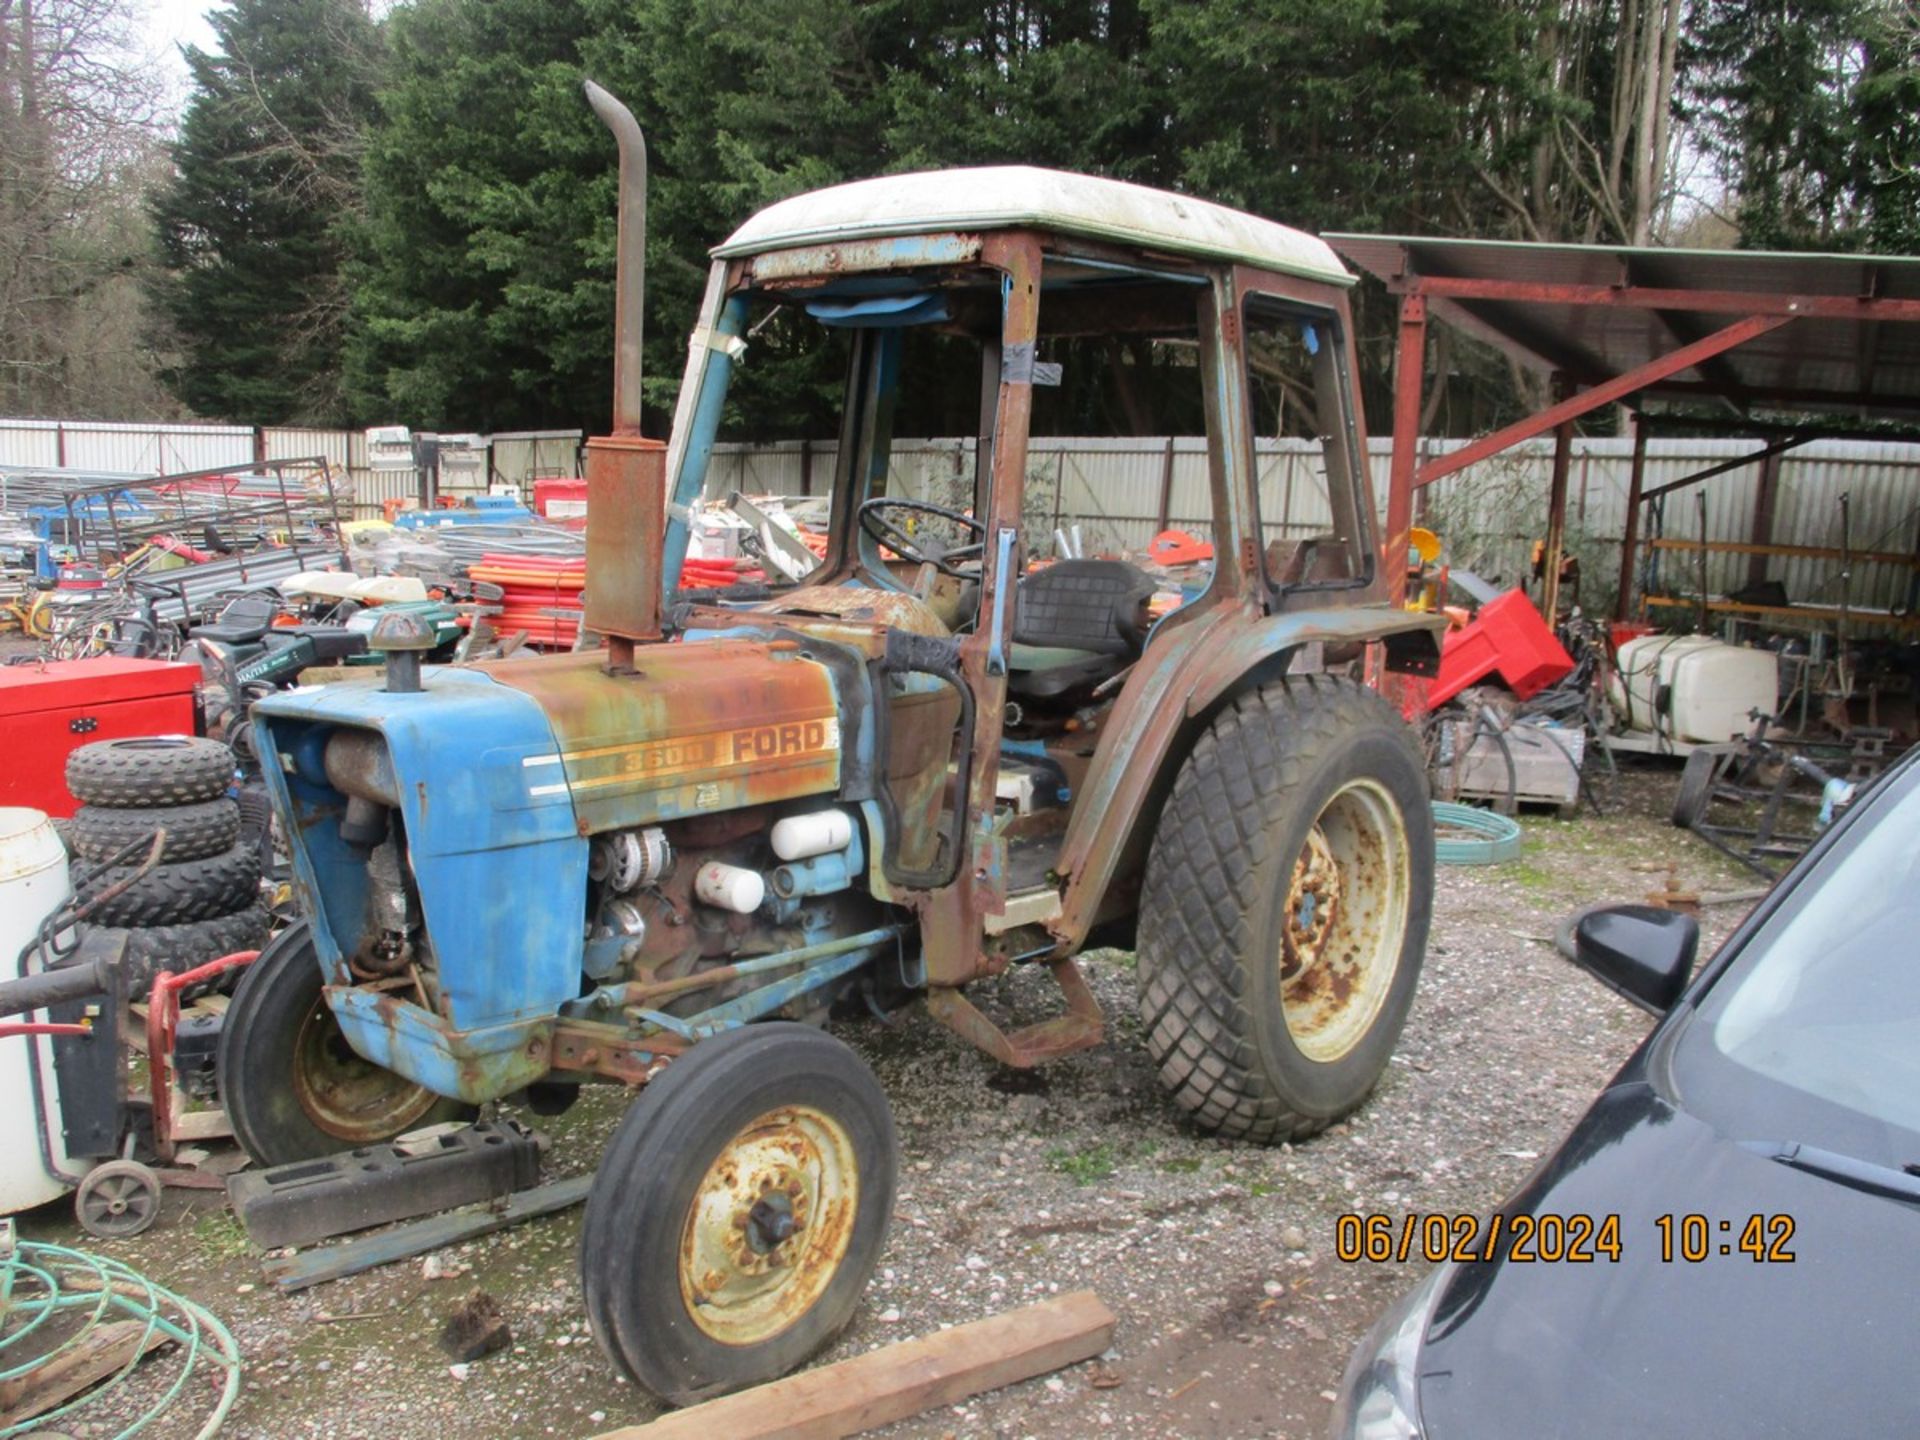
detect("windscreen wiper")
[1739,1139,1920,1203]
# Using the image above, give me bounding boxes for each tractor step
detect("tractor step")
[228,1119,543,1249]
[925,957,1104,1068]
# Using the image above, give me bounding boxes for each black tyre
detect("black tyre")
[1137,675,1434,1144]
[71,798,241,864]
[216,921,474,1165]
[75,842,260,927]
[88,904,272,992]
[582,1023,897,1406]
[66,736,234,807]
[1671,747,1724,829]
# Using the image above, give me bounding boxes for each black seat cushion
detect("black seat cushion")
[190,591,277,646]
[291,626,368,662]
[1012,560,1154,658]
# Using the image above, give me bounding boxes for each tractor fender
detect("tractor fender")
[1051,603,1443,952]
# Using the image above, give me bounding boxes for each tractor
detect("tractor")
[219,82,1446,1405]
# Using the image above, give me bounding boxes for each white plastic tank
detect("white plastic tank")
[1610,635,1779,746]
[0,807,88,1213]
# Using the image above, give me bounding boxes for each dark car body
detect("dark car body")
[1331,747,1920,1440]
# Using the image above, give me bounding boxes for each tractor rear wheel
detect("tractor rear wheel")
[1137,675,1433,1144]
[216,921,473,1166]
[582,1023,896,1406]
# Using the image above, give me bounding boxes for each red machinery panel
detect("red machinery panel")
[0,658,202,817]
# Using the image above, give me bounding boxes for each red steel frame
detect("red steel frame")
[1379,269,1920,618]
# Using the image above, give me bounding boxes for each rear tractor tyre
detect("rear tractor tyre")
[216,921,474,1166]
[1137,675,1434,1144]
[581,1023,897,1407]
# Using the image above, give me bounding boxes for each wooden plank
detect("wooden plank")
[1643,594,1920,631]
[261,1174,593,1292]
[0,1321,170,1426]
[594,1290,1116,1440]
[170,1106,233,1141]
[1648,537,1920,567]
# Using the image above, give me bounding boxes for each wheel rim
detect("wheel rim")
[291,998,440,1143]
[678,1104,859,1347]
[79,1164,159,1237]
[1278,778,1411,1064]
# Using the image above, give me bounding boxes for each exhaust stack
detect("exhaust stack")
[581,79,666,667]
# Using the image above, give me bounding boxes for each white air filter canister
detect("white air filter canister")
[694,861,766,914]
[769,810,853,862]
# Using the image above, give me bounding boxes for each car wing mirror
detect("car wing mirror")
[1573,904,1699,1014]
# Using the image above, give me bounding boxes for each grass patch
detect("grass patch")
[190,1213,255,1260]
[1046,1141,1117,1185]
[1158,1156,1204,1174]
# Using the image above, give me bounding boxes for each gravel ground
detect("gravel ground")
[13,763,1760,1440]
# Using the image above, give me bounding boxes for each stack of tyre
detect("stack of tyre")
[65,737,270,988]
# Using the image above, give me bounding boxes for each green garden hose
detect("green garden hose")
[1433,800,1524,865]
[0,1231,242,1438]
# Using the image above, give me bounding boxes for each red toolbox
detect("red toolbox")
[0,657,202,817]
[1403,589,1574,716]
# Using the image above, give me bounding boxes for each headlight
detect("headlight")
[1326,1263,1452,1440]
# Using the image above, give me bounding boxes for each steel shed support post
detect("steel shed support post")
[1617,413,1649,620]
[1386,293,1428,605]
[1542,374,1574,624]
[1748,447,1783,589]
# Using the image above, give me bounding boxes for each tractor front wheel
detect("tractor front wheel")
[216,921,473,1166]
[581,1023,896,1407]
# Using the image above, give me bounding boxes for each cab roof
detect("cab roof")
[713,166,1353,286]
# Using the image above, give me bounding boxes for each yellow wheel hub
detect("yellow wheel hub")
[678,1104,859,1346]
[1279,779,1411,1064]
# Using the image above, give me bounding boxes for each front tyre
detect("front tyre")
[1137,675,1433,1143]
[216,921,474,1165]
[581,1023,896,1406]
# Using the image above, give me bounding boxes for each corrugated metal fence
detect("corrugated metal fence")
[6,420,1916,612]
[0,421,586,524]
[700,435,1920,614]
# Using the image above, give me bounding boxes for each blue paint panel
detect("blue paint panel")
[327,987,552,1103]
[254,667,589,1042]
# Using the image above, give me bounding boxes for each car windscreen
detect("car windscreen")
[1670,756,1920,1168]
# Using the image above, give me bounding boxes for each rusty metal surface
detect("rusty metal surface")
[294,987,446,1143]
[923,957,1103,1067]
[481,644,842,832]
[548,1019,684,1084]
[1049,602,1444,954]
[745,583,953,648]
[739,233,985,283]
[1277,778,1411,1063]
[677,1103,859,1345]
[911,232,1041,992]
[583,82,648,434]
[583,435,667,650]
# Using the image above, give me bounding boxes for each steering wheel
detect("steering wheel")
[857,497,987,578]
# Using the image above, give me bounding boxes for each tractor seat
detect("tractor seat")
[289,625,368,662]
[190,592,279,646]
[1007,560,1155,702]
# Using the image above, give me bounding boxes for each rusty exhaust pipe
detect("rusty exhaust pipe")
[581,79,666,665]
[583,80,645,436]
